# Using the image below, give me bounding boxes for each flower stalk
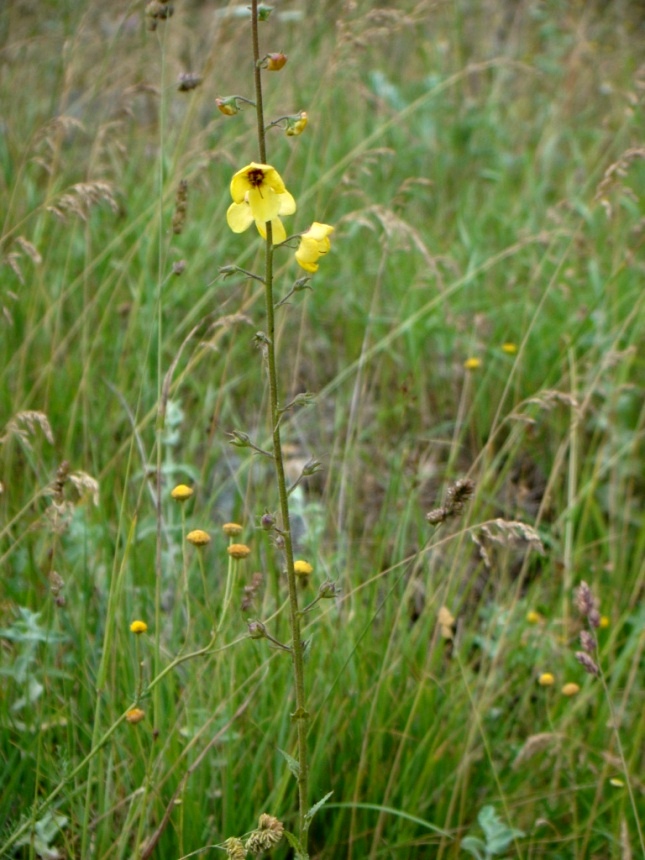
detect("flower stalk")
[249,0,310,846]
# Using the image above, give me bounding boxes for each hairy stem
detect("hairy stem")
[251,0,309,846]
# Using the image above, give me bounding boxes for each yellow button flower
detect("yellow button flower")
[227,543,251,559]
[130,620,148,634]
[171,484,193,502]
[295,222,334,273]
[226,162,296,243]
[294,560,313,576]
[464,357,481,370]
[187,529,211,547]
[561,682,580,696]
[538,672,555,686]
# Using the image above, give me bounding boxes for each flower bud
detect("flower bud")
[265,52,287,71]
[216,96,240,116]
[248,620,267,640]
[261,511,276,530]
[319,580,340,599]
[286,110,307,136]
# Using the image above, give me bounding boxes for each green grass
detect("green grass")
[1,0,644,858]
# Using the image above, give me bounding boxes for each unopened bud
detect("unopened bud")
[319,580,340,599]
[302,458,322,476]
[286,111,308,137]
[216,96,240,116]
[261,511,276,530]
[257,4,273,20]
[229,431,251,448]
[265,52,287,71]
[248,620,267,640]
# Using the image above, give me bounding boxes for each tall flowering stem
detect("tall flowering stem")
[250,0,310,846]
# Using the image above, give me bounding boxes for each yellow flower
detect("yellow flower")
[226,162,296,243]
[295,222,334,273]
[561,682,580,696]
[526,610,542,624]
[227,543,251,559]
[187,529,211,547]
[463,357,481,370]
[130,620,148,634]
[222,522,243,537]
[502,342,518,354]
[125,708,146,724]
[286,111,308,137]
[609,778,625,788]
[171,484,193,502]
[538,672,555,686]
[294,560,313,576]
[599,615,609,629]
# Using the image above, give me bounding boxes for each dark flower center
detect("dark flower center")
[247,169,265,188]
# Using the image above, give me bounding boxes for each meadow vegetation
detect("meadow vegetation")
[0,0,644,857]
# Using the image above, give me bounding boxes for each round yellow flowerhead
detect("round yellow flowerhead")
[130,620,148,634]
[561,682,580,696]
[526,610,542,625]
[464,357,482,370]
[171,484,193,502]
[502,342,518,354]
[125,708,146,725]
[538,672,555,687]
[187,529,211,547]
[226,162,296,244]
[599,615,609,629]
[227,543,251,560]
[295,222,334,273]
[222,522,243,537]
[294,560,313,576]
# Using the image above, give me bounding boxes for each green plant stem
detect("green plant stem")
[251,1,309,845]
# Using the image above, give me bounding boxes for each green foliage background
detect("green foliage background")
[1,1,643,858]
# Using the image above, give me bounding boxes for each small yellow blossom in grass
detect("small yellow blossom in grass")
[599,615,609,629]
[125,708,145,725]
[294,560,313,576]
[226,163,296,244]
[609,778,625,788]
[526,610,542,624]
[538,672,555,686]
[171,484,193,502]
[222,522,243,537]
[286,111,308,137]
[130,620,148,634]
[265,52,287,71]
[502,342,518,354]
[561,682,580,696]
[227,543,251,560]
[295,222,334,273]
[187,529,211,547]
[463,357,481,370]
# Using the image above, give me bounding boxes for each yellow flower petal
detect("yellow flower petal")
[256,216,287,244]
[248,187,281,223]
[226,201,255,233]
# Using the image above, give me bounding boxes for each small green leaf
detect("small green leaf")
[304,791,333,828]
[283,829,309,860]
[277,747,300,779]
